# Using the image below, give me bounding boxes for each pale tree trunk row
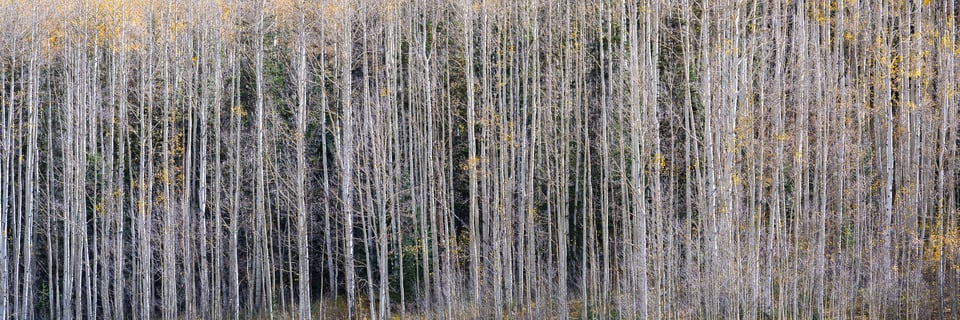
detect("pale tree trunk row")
[0,1,959,319]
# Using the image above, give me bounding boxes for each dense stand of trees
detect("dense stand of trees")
[1,0,960,319]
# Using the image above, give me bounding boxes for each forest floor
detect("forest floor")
[256,282,960,320]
